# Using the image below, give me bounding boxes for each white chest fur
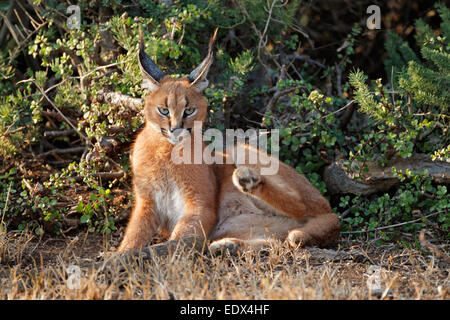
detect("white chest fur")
[152,179,185,231]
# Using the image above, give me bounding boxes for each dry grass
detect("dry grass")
[0,229,448,300]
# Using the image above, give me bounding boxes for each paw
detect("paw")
[209,239,239,256]
[232,166,261,193]
[287,229,311,248]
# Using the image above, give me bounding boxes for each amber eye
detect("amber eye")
[157,107,170,116]
[184,107,196,117]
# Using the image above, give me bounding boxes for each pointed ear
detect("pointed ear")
[188,28,218,93]
[138,26,166,93]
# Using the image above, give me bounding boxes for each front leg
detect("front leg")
[170,201,216,239]
[117,194,158,253]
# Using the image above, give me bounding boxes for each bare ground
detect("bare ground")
[0,229,448,300]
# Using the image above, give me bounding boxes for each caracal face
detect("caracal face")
[144,77,208,144]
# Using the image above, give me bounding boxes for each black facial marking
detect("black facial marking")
[160,127,168,137]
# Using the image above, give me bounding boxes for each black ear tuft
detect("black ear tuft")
[138,26,165,92]
[188,28,218,92]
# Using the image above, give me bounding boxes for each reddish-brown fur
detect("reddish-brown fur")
[117,34,339,253]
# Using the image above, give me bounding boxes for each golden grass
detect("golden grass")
[0,230,448,300]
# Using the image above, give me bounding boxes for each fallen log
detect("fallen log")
[323,154,450,195]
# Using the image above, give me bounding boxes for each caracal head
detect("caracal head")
[138,27,218,144]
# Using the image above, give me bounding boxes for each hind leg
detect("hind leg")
[209,195,304,255]
[232,165,340,246]
[287,213,340,247]
[210,213,339,254]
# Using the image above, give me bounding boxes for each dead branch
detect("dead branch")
[82,235,208,270]
[338,101,356,130]
[324,154,450,195]
[0,0,15,46]
[32,80,91,146]
[92,39,108,66]
[93,172,125,179]
[52,47,84,85]
[335,62,343,99]
[286,54,326,69]
[341,211,443,235]
[38,146,87,158]
[419,230,450,263]
[236,0,283,80]
[41,110,77,126]
[71,171,125,182]
[96,90,143,113]
[0,125,26,138]
[85,136,121,162]
[265,86,302,114]
[44,129,77,138]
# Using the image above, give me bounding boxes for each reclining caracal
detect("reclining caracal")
[117,29,340,253]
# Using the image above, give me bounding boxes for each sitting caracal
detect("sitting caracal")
[117,29,340,254]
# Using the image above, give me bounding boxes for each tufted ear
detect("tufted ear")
[187,28,218,93]
[138,27,166,93]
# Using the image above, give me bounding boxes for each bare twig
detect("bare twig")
[236,0,283,78]
[71,172,125,182]
[41,110,76,126]
[286,54,326,69]
[0,182,12,232]
[335,62,343,99]
[341,211,445,235]
[0,11,20,45]
[0,0,15,46]
[419,230,450,263]
[31,79,91,146]
[265,86,302,114]
[44,129,77,138]
[338,100,356,130]
[290,100,356,130]
[38,146,87,158]
[0,125,26,138]
[339,198,363,220]
[3,21,47,66]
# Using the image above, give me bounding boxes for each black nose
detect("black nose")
[170,126,182,133]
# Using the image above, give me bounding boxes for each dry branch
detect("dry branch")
[96,90,143,113]
[71,171,125,182]
[32,80,91,145]
[419,230,450,263]
[44,129,77,138]
[124,235,207,259]
[324,154,450,195]
[41,110,76,126]
[286,54,326,69]
[341,211,443,234]
[83,235,208,270]
[85,136,120,162]
[38,146,87,158]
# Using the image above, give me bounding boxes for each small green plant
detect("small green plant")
[339,169,449,241]
[345,5,450,241]
[385,3,450,110]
